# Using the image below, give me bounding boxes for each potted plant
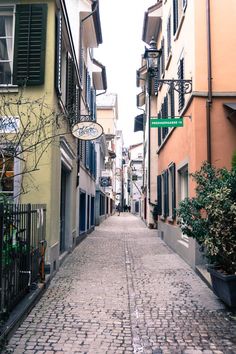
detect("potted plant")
[177,160,236,307]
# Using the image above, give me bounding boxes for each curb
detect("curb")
[0,276,51,351]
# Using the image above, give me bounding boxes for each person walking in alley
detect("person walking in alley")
[117,203,121,216]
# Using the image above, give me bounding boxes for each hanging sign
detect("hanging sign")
[72,121,103,140]
[150,117,183,128]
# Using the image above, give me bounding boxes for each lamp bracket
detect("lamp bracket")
[80,114,93,122]
[157,79,192,94]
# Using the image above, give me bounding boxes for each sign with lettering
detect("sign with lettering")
[72,121,103,140]
[150,117,183,128]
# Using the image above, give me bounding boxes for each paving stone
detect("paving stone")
[3,214,236,353]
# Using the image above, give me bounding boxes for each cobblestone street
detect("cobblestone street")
[3,214,236,354]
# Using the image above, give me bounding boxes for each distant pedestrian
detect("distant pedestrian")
[117,203,121,216]
[128,205,131,213]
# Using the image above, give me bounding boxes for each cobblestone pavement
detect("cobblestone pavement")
[3,214,236,354]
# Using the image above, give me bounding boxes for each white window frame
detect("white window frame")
[0,5,15,86]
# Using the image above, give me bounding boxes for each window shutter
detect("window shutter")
[55,11,62,96]
[167,16,171,56]
[163,96,168,138]
[161,38,165,75]
[170,87,175,117]
[90,88,96,120]
[157,175,162,215]
[13,4,47,86]
[173,0,179,35]
[164,170,169,217]
[66,53,76,123]
[75,86,81,123]
[178,58,185,111]
[158,112,162,147]
[170,163,176,218]
[85,141,89,169]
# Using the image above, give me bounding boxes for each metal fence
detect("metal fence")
[0,203,46,319]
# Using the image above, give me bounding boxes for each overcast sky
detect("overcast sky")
[95,0,155,146]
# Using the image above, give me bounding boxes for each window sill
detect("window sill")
[0,85,18,93]
[174,14,185,41]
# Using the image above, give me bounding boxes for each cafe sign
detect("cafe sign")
[72,121,104,140]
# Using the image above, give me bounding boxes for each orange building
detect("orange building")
[138,0,236,269]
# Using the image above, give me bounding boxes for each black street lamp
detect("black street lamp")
[144,37,161,75]
[144,37,192,95]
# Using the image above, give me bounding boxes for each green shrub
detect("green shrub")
[177,162,236,274]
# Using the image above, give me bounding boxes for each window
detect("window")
[157,164,176,220]
[0,7,14,85]
[178,164,188,202]
[0,4,47,86]
[0,155,14,197]
[173,0,187,35]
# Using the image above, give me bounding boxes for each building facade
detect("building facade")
[138,0,236,268]
[0,0,106,275]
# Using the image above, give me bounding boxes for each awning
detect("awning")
[142,3,162,44]
[80,2,102,48]
[134,114,144,132]
[137,92,145,107]
[224,103,236,121]
[92,59,107,90]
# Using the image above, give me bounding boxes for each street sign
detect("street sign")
[150,117,183,128]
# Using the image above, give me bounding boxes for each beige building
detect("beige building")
[96,93,119,216]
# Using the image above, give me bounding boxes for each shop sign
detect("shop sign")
[72,121,103,140]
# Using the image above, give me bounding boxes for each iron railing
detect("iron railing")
[0,203,46,319]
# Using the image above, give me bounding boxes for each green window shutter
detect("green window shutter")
[157,175,162,216]
[13,4,47,86]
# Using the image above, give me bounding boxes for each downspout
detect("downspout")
[206,0,212,164]
[148,91,151,204]
[138,106,146,203]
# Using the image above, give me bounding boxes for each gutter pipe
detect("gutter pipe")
[206,0,212,164]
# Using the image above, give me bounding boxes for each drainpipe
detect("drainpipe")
[206,0,212,164]
[148,92,151,204]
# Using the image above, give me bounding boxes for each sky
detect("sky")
[95,0,155,147]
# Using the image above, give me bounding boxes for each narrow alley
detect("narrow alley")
[4,214,236,354]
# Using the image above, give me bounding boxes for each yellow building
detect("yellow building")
[0,0,106,275]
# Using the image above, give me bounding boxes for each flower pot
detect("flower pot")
[207,266,236,307]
